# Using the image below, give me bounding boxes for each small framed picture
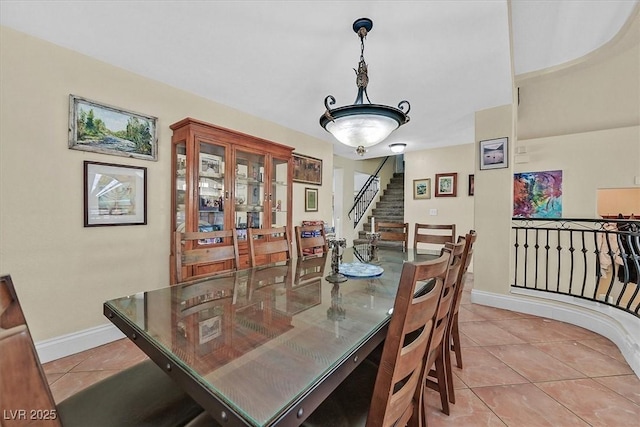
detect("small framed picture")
[84,161,147,226]
[293,153,323,185]
[479,137,508,170]
[435,173,457,197]
[305,187,318,212]
[468,174,475,196]
[200,153,221,176]
[413,178,431,199]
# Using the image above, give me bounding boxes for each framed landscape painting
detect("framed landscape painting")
[293,153,322,185]
[479,137,508,170]
[413,178,431,199]
[435,173,457,197]
[69,95,158,161]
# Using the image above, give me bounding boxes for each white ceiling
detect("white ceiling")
[1,0,637,160]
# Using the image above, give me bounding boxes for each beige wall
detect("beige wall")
[404,143,475,251]
[597,188,640,218]
[516,7,640,140]
[0,27,335,341]
[473,105,515,295]
[517,126,640,218]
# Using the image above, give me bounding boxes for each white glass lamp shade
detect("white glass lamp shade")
[320,104,409,149]
[389,143,406,153]
[325,114,399,148]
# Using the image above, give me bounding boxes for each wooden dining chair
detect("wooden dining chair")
[422,240,464,419]
[175,229,240,284]
[444,230,477,405]
[301,250,453,427]
[295,224,328,258]
[247,226,292,267]
[413,223,456,251]
[0,274,211,427]
[375,221,409,252]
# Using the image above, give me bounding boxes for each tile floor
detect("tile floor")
[43,274,640,426]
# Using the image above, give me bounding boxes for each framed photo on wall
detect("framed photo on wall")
[479,137,508,170]
[305,187,318,212]
[293,153,322,185]
[413,178,431,199]
[435,173,457,197]
[468,174,475,196]
[84,161,147,226]
[69,95,158,161]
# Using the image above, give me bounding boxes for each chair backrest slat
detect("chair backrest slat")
[375,221,409,252]
[414,223,456,250]
[175,230,240,283]
[247,226,292,267]
[295,224,328,258]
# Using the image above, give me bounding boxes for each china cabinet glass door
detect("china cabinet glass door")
[271,157,289,228]
[197,141,226,234]
[175,142,187,232]
[235,149,265,241]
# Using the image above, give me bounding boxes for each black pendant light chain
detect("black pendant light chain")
[354,26,371,104]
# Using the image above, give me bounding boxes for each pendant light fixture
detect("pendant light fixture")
[320,18,411,156]
[389,143,407,154]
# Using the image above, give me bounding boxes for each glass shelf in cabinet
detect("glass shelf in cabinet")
[235,204,263,212]
[237,177,263,185]
[200,173,224,180]
[199,190,222,197]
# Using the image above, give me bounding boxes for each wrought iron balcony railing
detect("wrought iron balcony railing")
[512,218,639,317]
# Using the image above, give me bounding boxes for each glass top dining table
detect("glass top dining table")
[103,245,436,427]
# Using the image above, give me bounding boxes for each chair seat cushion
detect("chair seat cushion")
[57,360,206,427]
[302,359,378,427]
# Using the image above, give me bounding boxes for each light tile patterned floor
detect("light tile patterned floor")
[43,274,640,426]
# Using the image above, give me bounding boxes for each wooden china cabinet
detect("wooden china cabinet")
[170,118,293,283]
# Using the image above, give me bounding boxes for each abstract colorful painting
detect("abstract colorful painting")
[513,170,563,218]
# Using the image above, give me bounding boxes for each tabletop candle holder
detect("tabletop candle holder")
[365,231,381,263]
[325,237,348,283]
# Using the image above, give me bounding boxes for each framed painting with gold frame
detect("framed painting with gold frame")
[413,178,431,199]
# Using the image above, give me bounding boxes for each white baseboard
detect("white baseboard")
[35,323,125,364]
[471,288,640,377]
